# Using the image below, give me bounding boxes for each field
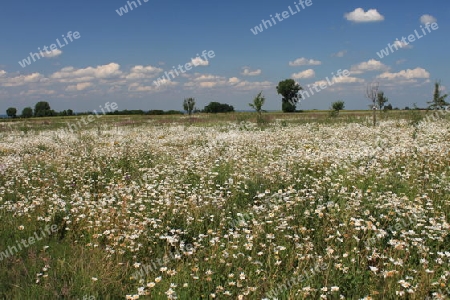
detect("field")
[0,111,449,299]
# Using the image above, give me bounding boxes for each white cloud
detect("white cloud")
[1,72,45,87]
[184,73,271,91]
[228,77,240,84]
[191,57,209,66]
[292,69,315,79]
[234,80,272,91]
[377,67,430,80]
[51,63,122,83]
[241,67,262,76]
[344,8,384,22]
[125,65,163,79]
[420,14,437,24]
[42,49,62,58]
[393,40,413,49]
[193,74,223,81]
[289,57,321,66]
[350,59,390,74]
[129,81,177,92]
[313,76,364,87]
[20,89,56,96]
[333,76,365,84]
[332,50,347,57]
[66,82,93,91]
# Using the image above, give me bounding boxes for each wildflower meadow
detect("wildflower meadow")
[0,112,449,299]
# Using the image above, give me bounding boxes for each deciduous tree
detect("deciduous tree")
[276,79,302,112]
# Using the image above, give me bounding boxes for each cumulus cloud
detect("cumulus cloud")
[289,57,321,66]
[228,77,240,84]
[184,73,271,91]
[129,81,177,92]
[350,59,390,74]
[193,74,224,82]
[66,82,93,92]
[125,65,163,79]
[420,14,437,24]
[241,67,262,76]
[51,63,122,83]
[344,8,384,22]
[313,76,364,87]
[292,69,315,79]
[20,89,56,96]
[0,72,45,87]
[42,49,62,58]
[377,67,430,80]
[191,57,209,66]
[234,80,272,91]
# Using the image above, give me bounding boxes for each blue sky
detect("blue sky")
[0,0,448,113]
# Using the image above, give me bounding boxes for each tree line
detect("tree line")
[6,102,74,118]
[5,80,446,118]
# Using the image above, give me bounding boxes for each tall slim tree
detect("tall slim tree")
[183,97,196,116]
[276,79,302,112]
[427,80,448,110]
[249,91,266,117]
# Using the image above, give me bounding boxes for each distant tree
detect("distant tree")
[384,104,393,111]
[147,110,165,115]
[21,107,33,118]
[6,107,17,118]
[404,106,410,110]
[249,91,265,117]
[366,82,379,126]
[183,97,196,116]
[330,101,345,117]
[377,91,389,112]
[427,80,448,110]
[332,101,345,111]
[203,102,234,113]
[34,101,52,117]
[165,110,183,115]
[276,79,302,112]
[67,109,74,116]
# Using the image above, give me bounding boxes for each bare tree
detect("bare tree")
[366,82,379,126]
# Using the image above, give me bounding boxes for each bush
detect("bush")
[203,102,234,113]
